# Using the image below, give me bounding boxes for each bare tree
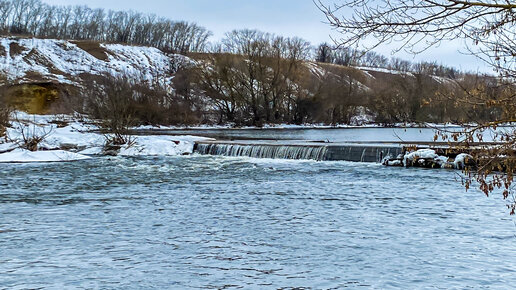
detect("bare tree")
[317,0,516,214]
[82,74,138,146]
[0,0,212,54]
[0,84,10,137]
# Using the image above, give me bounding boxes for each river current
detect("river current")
[1,155,515,288]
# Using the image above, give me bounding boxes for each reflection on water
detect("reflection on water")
[0,156,515,288]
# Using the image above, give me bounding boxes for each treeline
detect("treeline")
[0,0,502,127]
[0,0,463,77]
[0,0,211,53]
[0,84,9,136]
[315,43,461,78]
[183,30,490,126]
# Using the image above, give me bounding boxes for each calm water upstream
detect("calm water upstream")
[138,127,508,143]
[1,156,515,288]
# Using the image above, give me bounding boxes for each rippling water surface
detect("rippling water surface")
[145,127,506,142]
[1,156,515,289]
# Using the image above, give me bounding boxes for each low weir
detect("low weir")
[194,141,404,162]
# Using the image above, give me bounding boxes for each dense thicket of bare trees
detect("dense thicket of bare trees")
[197,30,312,125]
[185,29,500,126]
[0,0,211,53]
[82,73,203,133]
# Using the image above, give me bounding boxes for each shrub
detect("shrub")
[82,74,138,145]
[0,85,11,137]
[82,73,200,144]
[17,121,52,151]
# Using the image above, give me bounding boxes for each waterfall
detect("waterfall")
[195,143,328,161]
[360,148,367,162]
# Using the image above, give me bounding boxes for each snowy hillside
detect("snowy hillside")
[0,36,452,90]
[0,36,466,125]
[0,37,193,85]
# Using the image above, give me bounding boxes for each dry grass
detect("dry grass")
[71,40,109,61]
[317,62,370,84]
[0,43,6,57]
[9,42,25,58]
[23,70,48,83]
[23,49,67,77]
[0,86,10,137]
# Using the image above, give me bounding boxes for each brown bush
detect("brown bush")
[81,74,138,145]
[81,73,200,145]
[47,85,84,115]
[0,85,11,137]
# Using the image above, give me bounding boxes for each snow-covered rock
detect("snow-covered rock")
[403,149,440,166]
[384,148,475,170]
[454,153,473,169]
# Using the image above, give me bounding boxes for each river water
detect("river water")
[1,155,515,289]
[138,127,507,143]
[136,127,441,142]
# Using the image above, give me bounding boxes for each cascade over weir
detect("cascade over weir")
[131,128,479,163]
[194,140,404,162]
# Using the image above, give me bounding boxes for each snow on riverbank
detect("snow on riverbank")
[0,149,90,163]
[119,136,197,156]
[0,113,214,163]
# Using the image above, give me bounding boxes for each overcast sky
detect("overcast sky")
[41,0,490,73]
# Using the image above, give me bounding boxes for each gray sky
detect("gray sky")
[41,0,490,73]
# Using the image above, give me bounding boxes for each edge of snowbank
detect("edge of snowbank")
[0,149,91,163]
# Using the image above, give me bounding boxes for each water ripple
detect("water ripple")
[0,156,514,288]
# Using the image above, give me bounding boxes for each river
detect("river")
[134,126,507,143]
[1,155,515,288]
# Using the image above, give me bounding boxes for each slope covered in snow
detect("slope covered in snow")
[0,37,193,84]
[0,37,457,89]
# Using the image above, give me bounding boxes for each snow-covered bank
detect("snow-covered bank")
[0,113,214,163]
[119,135,213,157]
[0,149,90,163]
[119,137,192,157]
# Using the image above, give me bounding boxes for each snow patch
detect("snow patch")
[1,113,218,162]
[0,37,190,84]
[119,136,193,156]
[356,66,414,77]
[118,135,211,156]
[454,153,473,169]
[0,148,90,163]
